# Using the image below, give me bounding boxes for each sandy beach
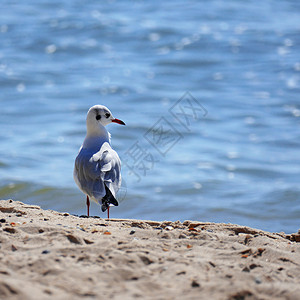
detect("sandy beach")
[0,199,299,300]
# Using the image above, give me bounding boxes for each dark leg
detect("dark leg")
[86,195,90,217]
[107,206,110,219]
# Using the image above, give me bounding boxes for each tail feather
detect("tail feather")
[101,184,119,212]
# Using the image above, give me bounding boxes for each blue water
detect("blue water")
[1,1,300,233]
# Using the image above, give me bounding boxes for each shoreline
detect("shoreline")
[0,199,299,299]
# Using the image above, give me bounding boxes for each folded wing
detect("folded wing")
[74,142,121,201]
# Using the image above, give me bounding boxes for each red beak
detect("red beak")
[112,118,125,125]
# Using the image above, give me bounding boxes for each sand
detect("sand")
[0,200,299,300]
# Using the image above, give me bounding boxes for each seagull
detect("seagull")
[74,105,125,218]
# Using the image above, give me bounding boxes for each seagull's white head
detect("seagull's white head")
[86,105,125,135]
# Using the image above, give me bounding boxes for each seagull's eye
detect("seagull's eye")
[105,113,110,118]
[96,115,101,120]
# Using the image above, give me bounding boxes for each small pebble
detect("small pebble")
[3,227,16,234]
[255,277,262,284]
[191,280,200,288]
[0,219,6,223]
[130,230,136,235]
[249,264,258,270]
[176,271,186,275]
[165,226,174,231]
[42,250,50,254]
[131,277,138,281]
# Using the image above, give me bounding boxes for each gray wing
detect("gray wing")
[74,142,121,200]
